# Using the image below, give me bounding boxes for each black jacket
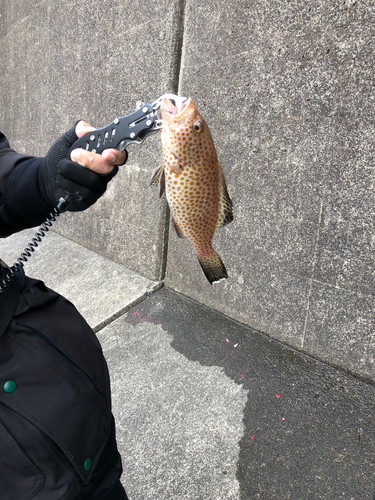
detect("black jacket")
[0,132,121,499]
[0,131,54,237]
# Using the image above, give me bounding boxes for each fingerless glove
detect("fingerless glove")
[42,124,120,212]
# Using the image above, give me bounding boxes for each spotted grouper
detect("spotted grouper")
[150,96,233,284]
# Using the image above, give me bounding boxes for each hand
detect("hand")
[42,120,128,212]
[70,121,127,174]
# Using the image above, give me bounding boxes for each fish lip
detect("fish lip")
[173,97,192,117]
[161,97,192,118]
[161,98,178,116]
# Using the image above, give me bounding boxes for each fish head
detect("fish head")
[161,97,217,167]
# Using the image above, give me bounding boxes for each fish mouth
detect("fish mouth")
[161,96,191,118]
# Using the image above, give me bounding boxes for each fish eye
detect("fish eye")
[193,120,203,133]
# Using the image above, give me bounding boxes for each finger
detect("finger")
[74,120,127,167]
[102,148,127,166]
[70,148,116,175]
[75,120,95,138]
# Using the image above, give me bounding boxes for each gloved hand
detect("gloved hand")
[42,122,127,212]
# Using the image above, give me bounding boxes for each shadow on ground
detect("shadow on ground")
[125,288,375,499]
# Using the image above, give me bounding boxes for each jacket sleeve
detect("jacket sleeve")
[0,131,54,237]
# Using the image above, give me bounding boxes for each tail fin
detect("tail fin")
[197,250,228,284]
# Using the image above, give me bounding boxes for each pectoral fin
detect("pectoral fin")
[150,166,165,197]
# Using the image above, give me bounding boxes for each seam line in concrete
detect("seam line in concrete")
[159,204,171,281]
[301,199,324,348]
[159,0,187,282]
[93,280,165,333]
[176,0,187,95]
[170,0,187,93]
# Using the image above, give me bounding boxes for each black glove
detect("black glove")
[55,159,119,211]
[42,124,124,212]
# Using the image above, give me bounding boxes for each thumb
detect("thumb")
[75,120,95,139]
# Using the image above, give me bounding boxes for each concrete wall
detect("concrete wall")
[0,0,185,279]
[1,1,374,380]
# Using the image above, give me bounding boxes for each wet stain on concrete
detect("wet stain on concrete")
[126,288,375,499]
[102,297,247,499]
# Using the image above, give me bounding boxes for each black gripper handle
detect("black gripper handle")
[69,104,155,154]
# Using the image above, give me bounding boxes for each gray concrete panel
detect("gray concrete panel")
[0,228,158,332]
[303,281,375,379]
[165,0,375,378]
[314,177,374,296]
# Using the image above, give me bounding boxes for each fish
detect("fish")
[150,96,233,284]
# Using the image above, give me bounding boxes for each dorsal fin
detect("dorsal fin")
[216,162,233,230]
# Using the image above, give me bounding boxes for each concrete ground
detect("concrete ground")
[1,228,375,500]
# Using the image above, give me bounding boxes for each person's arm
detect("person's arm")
[0,132,48,236]
[0,121,127,237]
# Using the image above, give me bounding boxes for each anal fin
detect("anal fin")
[171,216,186,238]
